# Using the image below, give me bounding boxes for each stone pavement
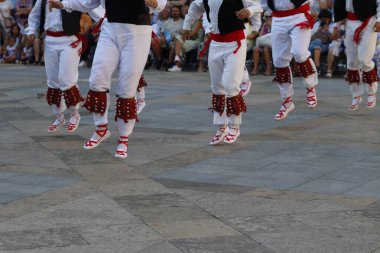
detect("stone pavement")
[0,65,380,253]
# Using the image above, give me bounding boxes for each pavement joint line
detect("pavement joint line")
[288,151,380,192]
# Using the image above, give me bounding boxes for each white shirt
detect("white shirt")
[26,0,105,36]
[202,13,211,34]
[271,0,313,11]
[62,0,167,15]
[184,0,263,34]
[0,0,14,20]
[26,0,64,35]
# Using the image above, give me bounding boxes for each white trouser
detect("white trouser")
[208,40,247,125]
[137,88,145,100]
[90,20,151,136]
[51,95,66,118]
[345,17,378,97]
[271,13,318,99]
[242,67,250,84]
[44,35,80,91]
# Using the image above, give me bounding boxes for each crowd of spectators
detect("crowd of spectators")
[0,0,99,66]
[0,0,379,80]
[149,0,351,78]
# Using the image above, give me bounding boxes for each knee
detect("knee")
[273,57,289,68]
[293,51,310,63]
[225,85,240,97]
[357,56,373,70]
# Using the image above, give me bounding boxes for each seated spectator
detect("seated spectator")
[3,23,23,52]
[151,6,170,69]
[33,30,44,65]
[3,36,18,63]
[15,0,32,30]
[245,22,258,53]
[251,12,272,76]
[0,0,15,42]
[168,5,203,72]
[158,5,183,68]
[326,22,345,78]
[196,13,210,72]
[309,9,333,74]
[20,36,33,63]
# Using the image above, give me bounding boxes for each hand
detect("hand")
[235,8,250,20]
[27,34,36,43]
[145,0,158,8]
[251,31,259,39]
[181,30,190,41]
[48,0,63,11]
[374,22,380,32]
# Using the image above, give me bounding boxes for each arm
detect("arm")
[60,0,101,13]
[189,19,202,38]
[331,26,341,40]
[258,23,265,37]
[183,0,205,31]
[242,0,263,18]
[152,0,167,12]
[250,12,262,32]
[25,0,42,36]
[88,5,105,23]
[246,31,258,40]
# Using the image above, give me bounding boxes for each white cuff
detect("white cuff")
[62,1,71,12]
[27,30,36,36]
[183,17,192,31]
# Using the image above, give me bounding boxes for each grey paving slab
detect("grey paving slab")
[78,223,164,245]
[95,179,173,197]
[343,178,380,198]
[0,172,80,204]
[0,182,98,221]
[0,240,173,253]
[174,188,377,219]
[135,241,183,253]
[171,235,274,253]
[292,178,362,195]
[0,164,76,178]
[0,121,34,144]
[0,194,141,232]
[114,193,213,223]
[0,143,69,169]
[0,107,44,121]
[227,210,380,237]
[0,227,88,250]
[251,229,380,253]
[149,219,240,240]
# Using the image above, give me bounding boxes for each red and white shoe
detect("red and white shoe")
[66,114,81,133]
[47,118,65,133]
[83,127,111,150]
[274,97,295,121]
[209,127,229,145]
[367,94,376,108]
[240,81,252,97]
[306,87,318,108]
[115,137,128,158]
[136,99,146,115]
[348,96,362,111]
[224,128,240,144]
